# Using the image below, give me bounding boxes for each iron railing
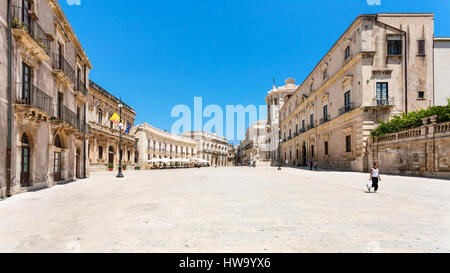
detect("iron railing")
[53,53,75,83]
[339,103,355,116]
[320,115,331,125]
[57,104,77,128]
[11,6,50,55]
[373,98,394,107]
[16,83,53,116]
[75,80,89,97]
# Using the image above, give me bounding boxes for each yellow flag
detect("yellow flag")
[110,112,121,123]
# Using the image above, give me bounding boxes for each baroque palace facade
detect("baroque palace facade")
[136,123,198,169]
[87,81,137,172]
[279,13,448,172]
[181,131,229,167]
[1,0,92,197]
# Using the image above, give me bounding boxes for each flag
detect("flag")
[123,124,132,134]
[110,112,121,123]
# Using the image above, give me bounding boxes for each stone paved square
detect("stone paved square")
[0,167,449,253]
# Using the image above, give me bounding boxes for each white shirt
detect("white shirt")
[372,168,379,177]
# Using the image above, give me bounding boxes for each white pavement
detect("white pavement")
[0,166,449,253]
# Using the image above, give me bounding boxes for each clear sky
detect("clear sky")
[60,0,450,143]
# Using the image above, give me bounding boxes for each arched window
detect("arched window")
[21,133,29,144]
[97,108,103,124]
[54,135,62,148]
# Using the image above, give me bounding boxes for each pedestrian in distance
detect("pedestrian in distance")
[368,162,382,192]
[309,159,313,170]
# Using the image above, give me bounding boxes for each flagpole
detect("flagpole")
[117,98,124,178]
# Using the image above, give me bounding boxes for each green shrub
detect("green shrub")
[107,162,114,169]
[371,100,450,138]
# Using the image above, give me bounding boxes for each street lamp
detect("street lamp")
[278,128,282,171]
[116,101,124,178]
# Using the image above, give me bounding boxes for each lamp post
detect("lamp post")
[116,100,124,178]
[278,128,282,171]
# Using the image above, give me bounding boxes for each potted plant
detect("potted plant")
[122,164,127,171]
[107,163,114,171]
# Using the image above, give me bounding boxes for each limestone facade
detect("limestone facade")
[87,81,137,172]
[279,13,446,172]
[369,120,450,179]
[227,144,237,166]
[1,0,91,198]
[181,131,228,167]
[433,37,450,106]
[237,120,269,165]
[136,123,198,169]
[265,78,297,164]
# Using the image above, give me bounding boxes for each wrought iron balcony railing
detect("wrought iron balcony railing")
[339,103,355,116]
[11,6,50,55]
[57,104,77,128]
[16,83,53,116]
[75,80,89,97]
[320,115,331,125]
[373,98,394,107]
[53,53,75,83]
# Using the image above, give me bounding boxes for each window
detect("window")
[310,83,314,93]
[418,40,425,56]
[295,124,298,135]
[323,105,328,122]
[110,120,113,129]
[376,82,389,104]
[22,62,32,103]
[302,120,305,131]
[345,45,351,60]
[418,91,425,100]
[324,141,329,155]
[128,151,131,162]
[98,146,103,159]
[289,129,292,139]
[387,39,402,56]
[97,108,102,124]
[344,91,351,112]
[311,145,314,157]
[323,69,328,80]
[346,135,352,152]
[310,114,314,128]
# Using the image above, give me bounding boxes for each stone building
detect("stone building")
[136,123,198,169]
[236,120,269,166]
[433,37,450,106]
[227,144,237,166]
[279,13,448,172]
[87,81,137,172]
[1,0,92,197]
[265,78,297,164]
[181,131,229,167]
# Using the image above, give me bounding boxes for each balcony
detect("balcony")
[52,105,89,138]
[320,115,331,125]
[52,53,75,86]
[373,98,394,107]
[339,103,355,116]
[74,80,89,102]
[15,83,53,122]
[11,6,50,62]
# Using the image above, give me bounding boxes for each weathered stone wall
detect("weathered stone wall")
[369,121,450,179]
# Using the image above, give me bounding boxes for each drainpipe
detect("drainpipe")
[404,31,408,114]
[6,0,12,197]
[83,103,86,178]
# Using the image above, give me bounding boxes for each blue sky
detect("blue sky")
[61,0,450,143]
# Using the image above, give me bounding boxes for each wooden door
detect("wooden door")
[20,146,30,187]
[54,152,61,181]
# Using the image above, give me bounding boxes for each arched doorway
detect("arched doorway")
[108,146,114,164]
[20,133,31,187]
[54,135,63,181]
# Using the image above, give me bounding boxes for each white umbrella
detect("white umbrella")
[160,158,170,164]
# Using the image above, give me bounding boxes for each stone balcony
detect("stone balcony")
[14,83,53,123]
[11,6,51,63]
